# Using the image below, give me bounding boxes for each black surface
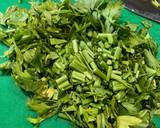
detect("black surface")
[124,0,160,23]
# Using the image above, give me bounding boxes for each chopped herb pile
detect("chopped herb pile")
[0,0,160,128]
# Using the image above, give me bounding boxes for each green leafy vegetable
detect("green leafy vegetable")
[0,0,160,128]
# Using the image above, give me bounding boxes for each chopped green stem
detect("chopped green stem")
[72,39,78,53]
[75,54,87,67]
[97,33,113,44]
[84,71,92,80]
[54,62,64,70]
[135,70,140,78]
[103,49,112,55]
[97,114,102,128]
[98,41,104,48]
[56,75,68,85]
[72,71,85,82]
[107,54,115,60]
[113,61,119,69]
[114,47,121,60]
[82,49,93,64]
[134,63,139,74]
[104,41,111,49]
[97,113,105,128]
[123,71,131,79]
[93,68,107,80]
[80,51,92,71]
[58,81,70,89]
[111,73,129,88]
[78,105,83,116]
[100,61,108,70]
[70,59,87,72]
[106,66,112,81]
[107,59,112,65]
[90,61,98,70]
[135,84,142,93]
[94,78,101,87]
[112,70,122,75]
[112,81,126,91]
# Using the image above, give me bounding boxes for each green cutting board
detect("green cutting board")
[0,0,160,128]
